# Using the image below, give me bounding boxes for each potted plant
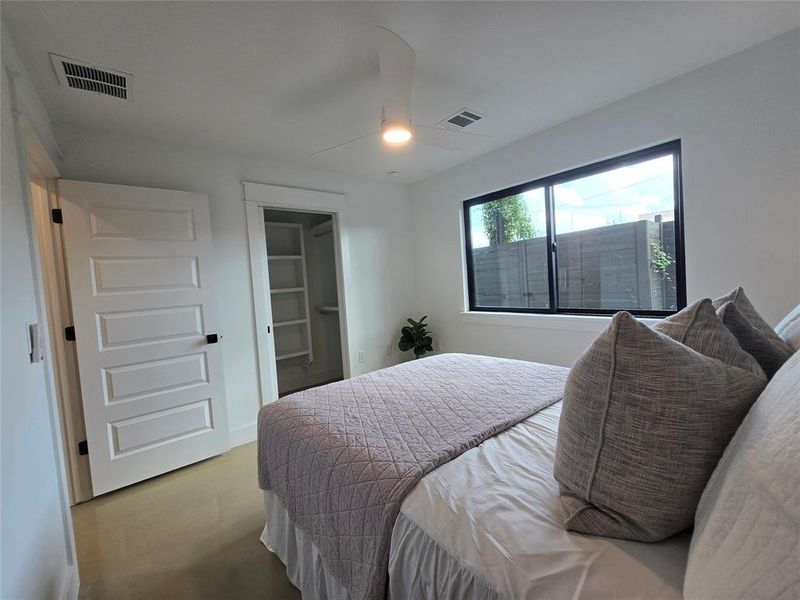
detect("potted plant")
[398,316,434,359]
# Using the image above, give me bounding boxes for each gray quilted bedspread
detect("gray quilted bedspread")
[257,353,569,600]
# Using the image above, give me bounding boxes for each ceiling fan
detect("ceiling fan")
[311,26,492,155]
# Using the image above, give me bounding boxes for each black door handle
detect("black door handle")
[206,334,220,344]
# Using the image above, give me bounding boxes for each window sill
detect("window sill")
[460,311,660,333]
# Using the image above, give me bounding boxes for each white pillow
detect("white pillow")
[775,303,800,351]
[684,350,800,599]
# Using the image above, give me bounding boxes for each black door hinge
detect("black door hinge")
[64,326,76,341]
[78,440,88,455]
[51,208,63,224]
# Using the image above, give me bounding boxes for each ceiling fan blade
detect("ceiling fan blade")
[375,26,414,123]
[414,125,492,151]
[308,131,378,156]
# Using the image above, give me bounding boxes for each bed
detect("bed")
[257,353,690,599]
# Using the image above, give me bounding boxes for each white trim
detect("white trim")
[461,310,659,333]
[243,181,348,212]
[29,178,93,504]
[245,201,280,406]
[17,114,60,178]
[243,181,353,407]
[57,564,80,600]
[229,422,258,448]
[11,107,80,591]
[331,210,352,379]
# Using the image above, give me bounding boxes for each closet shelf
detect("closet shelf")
[268,255,303,260]
[311,221,333,238]
[276,350,311,361]
[316,305,339,314]
[271,287,305,294]
[274,319,308,328]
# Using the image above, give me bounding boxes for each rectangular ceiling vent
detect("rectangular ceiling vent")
[49,53,132,100]
[436,108,485,131]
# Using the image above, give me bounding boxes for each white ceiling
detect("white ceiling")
[3,1,798,183]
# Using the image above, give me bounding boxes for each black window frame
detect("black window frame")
[463,140,686,318]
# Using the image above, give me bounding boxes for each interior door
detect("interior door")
[59,180,229,495]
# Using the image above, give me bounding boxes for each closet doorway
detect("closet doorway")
[244,181,352,406]
[264,209,344,396]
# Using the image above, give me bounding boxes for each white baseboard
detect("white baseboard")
[229,422,257,448]
[58,564,79,600]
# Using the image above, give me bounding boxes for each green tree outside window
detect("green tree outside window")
[481,195,538,245]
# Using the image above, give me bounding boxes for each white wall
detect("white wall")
[53,127,416,442]
[1,30,78,600]
[411,30,800,367]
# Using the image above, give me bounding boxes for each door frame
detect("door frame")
[243,181,352,406]
[19,112,93,505]
[12,111,81,594]
[29,177,93,504]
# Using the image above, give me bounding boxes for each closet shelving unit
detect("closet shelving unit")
[265,221,313,364]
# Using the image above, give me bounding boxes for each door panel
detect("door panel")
[97,305,204,349]
[88,205,196,241]
[102,352,209,403]
[109,399,213,457]
[59,180,229,495]
[90,256,200,294]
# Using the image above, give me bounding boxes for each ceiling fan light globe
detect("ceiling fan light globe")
[381,124,412,145]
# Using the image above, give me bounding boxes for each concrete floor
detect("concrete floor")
[72,443,300,600]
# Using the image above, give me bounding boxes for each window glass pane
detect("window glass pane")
[469,188,549,308]
[553,154,678,311]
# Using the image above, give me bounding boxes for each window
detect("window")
[464,141,685,316]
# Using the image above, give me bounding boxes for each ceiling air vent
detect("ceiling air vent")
[49,53,131,100]
[436,108,485,131]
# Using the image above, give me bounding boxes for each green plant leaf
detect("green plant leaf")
[399,316,433,356]
[398,338,415,351]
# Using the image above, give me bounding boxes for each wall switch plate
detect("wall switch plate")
[358,350,366,364]
[27,322,44,363]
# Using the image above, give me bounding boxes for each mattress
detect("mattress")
[263,402,691,599]
[258,353,568,599]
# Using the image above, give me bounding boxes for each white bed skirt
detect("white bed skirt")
[261,490,498,600]
[261,490,352,600]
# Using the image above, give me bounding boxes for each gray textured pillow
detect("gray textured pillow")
[684,351,800,600]
[653,298,763,375]
[711,287,777,335]
[554,312,767,542]
[712,287,794,377]
[775,303,800,351]
[717,301,793,378]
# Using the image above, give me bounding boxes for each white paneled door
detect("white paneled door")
[59,180,229,495]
